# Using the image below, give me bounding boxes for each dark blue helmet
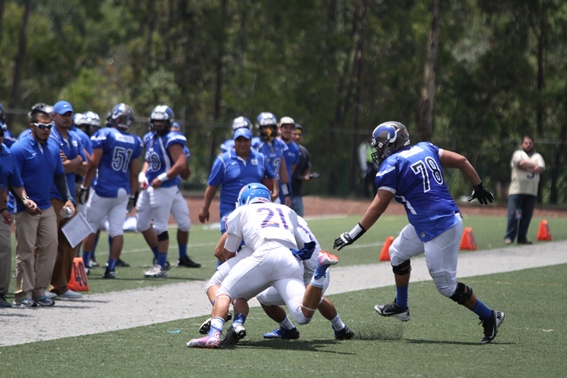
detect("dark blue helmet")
[110,103,135,130]
[370,121,410,164]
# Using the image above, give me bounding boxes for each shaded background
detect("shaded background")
[1,0,565,204]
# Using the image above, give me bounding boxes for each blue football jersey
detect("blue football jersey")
[257,138,288,181]
[375,142,460,242]
[144,131,185,188]
[91,127,142,198]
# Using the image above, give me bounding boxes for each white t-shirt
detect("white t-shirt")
[509,150,545,196]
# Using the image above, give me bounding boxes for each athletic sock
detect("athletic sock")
[209,317,225,336]
[331,314,346,331]
[233,313,246,326]
[150,246,159,260]
[278,316,295,330]
[157,252,167,269]
[395,285,409,309]
[107,259,117,271]
[178,244,187,259]
[472,299,493,320]
[82,251,92,268]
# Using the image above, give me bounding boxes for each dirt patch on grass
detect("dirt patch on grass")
[185,195,567,223]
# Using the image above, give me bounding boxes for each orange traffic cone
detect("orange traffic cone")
[537,220,552,241]
[459,227,477,250]
[68,257,89,292]
[379,236,394,261]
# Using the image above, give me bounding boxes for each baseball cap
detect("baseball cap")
[233,128,252,140]
[53,101,74,115]
[279,116,295,127]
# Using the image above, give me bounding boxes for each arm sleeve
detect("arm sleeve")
[55,173,74,203]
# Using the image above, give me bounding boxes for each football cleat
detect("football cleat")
[480,310,505,344]
[374,301,411,322]
[186,332,221,348]
[317,250,339,267]
[144,264,167,278]
[333,325,355,340]
[220,324,247,347]
[263,327,300,339]
[103,269,116,279]
[199,312,232,335]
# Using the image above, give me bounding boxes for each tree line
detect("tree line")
[0,0,565,204]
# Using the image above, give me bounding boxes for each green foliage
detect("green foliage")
[1,0,567,202]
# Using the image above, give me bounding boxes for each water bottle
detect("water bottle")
[60,206,73,218]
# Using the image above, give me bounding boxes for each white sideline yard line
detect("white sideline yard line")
[1,241,567,347]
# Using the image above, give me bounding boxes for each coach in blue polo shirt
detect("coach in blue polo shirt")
[49,100,88,300]
[9,104,75,307]
[199,127,277,233]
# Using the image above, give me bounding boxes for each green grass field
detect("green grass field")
[2,214,567,377]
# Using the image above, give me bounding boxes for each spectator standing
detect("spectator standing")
[10,104,75,307]
[504,135,545,245]
[290,123,311,217]
[256,112,291,206]
[358,136,378,198]
[198,127,277,234]
[278,116,300,205]
[79,103,142,279]
[48,101,88,299]
[1,122,39,307]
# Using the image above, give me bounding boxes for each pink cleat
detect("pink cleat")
[317,250,339,267]
[186,332,221,348]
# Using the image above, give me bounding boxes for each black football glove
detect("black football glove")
[468,182,494,205]
[333,232,354,251]
[333,223,366,251]
[291,241,317,261]
[127,195,137,212]
[78,187,89,205]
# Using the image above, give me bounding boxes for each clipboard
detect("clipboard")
[61,212,95,248]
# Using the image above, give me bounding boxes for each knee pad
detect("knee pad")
[449,282,473,305]
[392,259,411,276]
[157,231,169,242]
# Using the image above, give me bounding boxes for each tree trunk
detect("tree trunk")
[418,0,441,142]
[349,0,368,192]
[7,0,31,127]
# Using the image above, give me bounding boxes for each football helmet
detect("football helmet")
[110,103,135,130]
[256,112,278,141]
[370,121,411,165]
[231,116,252,131]
[29,103,53,118]
[74,113,88,127]
[150,105,174,134]
[237,183,271,207]
[0,121,7,133]
[84,111,101,129]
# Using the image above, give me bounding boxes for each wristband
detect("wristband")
[22,196,30,201]
[80,185,88,190]
[348,223,366,242]
[281,183,291,197]
[157,172,169,182]
[138,172,147,182]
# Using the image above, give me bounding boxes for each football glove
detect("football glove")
[333,223,366,251]
[127,194,137,212]
[291,241,316,261]
[468,182,494,205]
[78,186,88,205]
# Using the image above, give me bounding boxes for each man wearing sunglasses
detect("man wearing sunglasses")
[9,103,76,307]
[48,101,88,300]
